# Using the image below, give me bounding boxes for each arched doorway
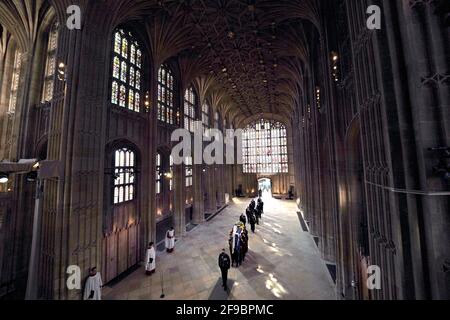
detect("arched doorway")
[258,178,272,198]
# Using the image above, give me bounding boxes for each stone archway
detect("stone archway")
[258,177,272,197]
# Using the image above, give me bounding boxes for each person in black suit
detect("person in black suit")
[218,249,231,291]
[240,213,247,226]
[240,231,248,262]
[245,207,251,222]
[257,197,264,213]
[249,212,256,233]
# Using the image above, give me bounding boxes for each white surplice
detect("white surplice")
[145,247,156,271]
[165,229,175,250]
[83,272,103,300]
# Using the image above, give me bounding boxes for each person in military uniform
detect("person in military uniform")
[218,249,231,291]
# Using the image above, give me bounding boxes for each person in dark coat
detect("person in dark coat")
[240,231,248,262]
[249,212,256,233]
[253,207,259,225]
[250,200,256,211]
[257,198,264,214]
[245,207,251,222]
[218,249,231,291]
[243,226,249,240]
[239,213,247,226]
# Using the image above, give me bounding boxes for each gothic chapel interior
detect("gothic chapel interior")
[0,0,449,300]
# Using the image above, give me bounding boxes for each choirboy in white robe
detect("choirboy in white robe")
[83,272,103,300]
[145,247,156,272]
[165,229,175,250]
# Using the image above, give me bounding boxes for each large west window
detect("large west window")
[111,29,142,112]
[113,148,136,204]
[157,65,175,125]
[41,22,58,102]
[243,119,289,174]
[184,87,196,133]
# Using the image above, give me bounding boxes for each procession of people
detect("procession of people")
[83,197,264,299]
[218,197,264,291]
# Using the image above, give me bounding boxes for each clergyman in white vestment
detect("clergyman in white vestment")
[83,267,103,300]
[165,227,175,253]
[145,242,156,275]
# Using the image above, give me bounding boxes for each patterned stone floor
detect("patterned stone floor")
[103,196,336,300]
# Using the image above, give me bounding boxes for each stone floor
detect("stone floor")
[103,196,336,300]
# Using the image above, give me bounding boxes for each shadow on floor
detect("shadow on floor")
[106,264,142,288]
[243,250,275,272]
[208,278,235,300]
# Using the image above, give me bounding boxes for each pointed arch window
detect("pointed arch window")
[110,29,142,112]
[42,22,58,103]
[157,64,175,125]
[242,119,289,174]
[184,87,197,133]
[8,49,22,113]
[113,148,136,204]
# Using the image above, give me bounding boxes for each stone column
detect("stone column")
[192,163,204,224]
[173,163,186,237]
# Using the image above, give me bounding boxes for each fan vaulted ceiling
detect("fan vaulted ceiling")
[0,0,322,126]
[145,0,320,126]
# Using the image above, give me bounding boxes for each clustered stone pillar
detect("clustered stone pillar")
[173,163,186,237]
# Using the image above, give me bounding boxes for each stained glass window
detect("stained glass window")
[110,29,142,112]
[113,148,136,204]
[41,22,58,103]
[184,87,197,133]
[242,119,289,174]
[156,153,162,194]
[130,44,136,64]
[119,85,126,107]
[185,156,193,187]
[136,50,142,68]
[8,49,22,113]
[157,64,175,125]
[121,38,128,59]
[120,61,127,82]
[135,92,140,111]
[114,32,121,54]
[129,67,135,87]
[113,57,120,79]
[111,81,118,104]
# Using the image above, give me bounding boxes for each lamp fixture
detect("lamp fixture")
[0,173,9,184]
[57,62,66,81]
[164,172,173,179]
[144,91,150,111]
[331,52,339,82]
